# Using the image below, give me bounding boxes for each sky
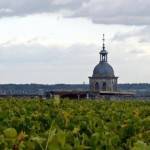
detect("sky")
[0,0,150,84]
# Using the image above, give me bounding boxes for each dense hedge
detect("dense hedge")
[0,98,150,150]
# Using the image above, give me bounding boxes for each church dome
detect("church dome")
[93,62,114,77]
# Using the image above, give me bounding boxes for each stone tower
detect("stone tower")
[89,35,118,92]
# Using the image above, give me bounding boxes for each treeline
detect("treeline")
[0,84,89,95]
[0,83,150,96]
[118,83,150,90]
[118,83,150,96]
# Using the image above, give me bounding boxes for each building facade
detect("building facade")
[89,35,118,92]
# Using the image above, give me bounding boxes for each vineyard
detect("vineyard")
[0,98,150,150]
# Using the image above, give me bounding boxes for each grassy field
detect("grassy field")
[0,98,150,150]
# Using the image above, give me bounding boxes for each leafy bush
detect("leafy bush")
[0,98,150,149]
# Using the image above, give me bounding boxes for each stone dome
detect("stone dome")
[93,62,114,78]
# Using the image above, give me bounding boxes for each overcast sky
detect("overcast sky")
[0,0,150,84]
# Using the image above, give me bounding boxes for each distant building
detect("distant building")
[89,34,118,92]
[43,35,135,99]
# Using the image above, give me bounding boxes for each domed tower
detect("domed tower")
[89,34,118,92]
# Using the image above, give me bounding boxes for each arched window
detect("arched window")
[95,82,99,91]
[102,82,107,91]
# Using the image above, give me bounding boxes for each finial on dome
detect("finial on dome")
[100,34,108,62]
[102,34,105,50]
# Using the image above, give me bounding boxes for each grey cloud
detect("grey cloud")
[71,0,150,25]
[0,0,88,17]
[0,43,96,83]
[0,42,150,83]
[0,43,96,65]
[0,0,53,17]
[0,44,62,64]
[0,8,13,13]
[129,49,146,55]
[0,0,150,25]
[112,32,136,41]
[137,27,150,42]
[112,26,150,42]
